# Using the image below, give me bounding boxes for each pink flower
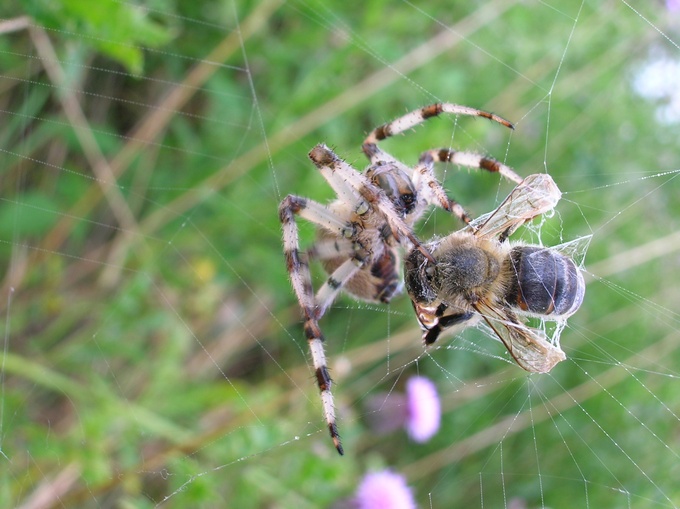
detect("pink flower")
[355,470,416,509]
[363,376,441,443]
[404,376,441,443]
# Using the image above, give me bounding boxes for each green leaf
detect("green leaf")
[23,0,174,74]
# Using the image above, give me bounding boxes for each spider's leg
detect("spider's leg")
[308,147,368,215]
[307,237,354,261]
[305,256,369,456]
[279,197,347,455]
[361,138,401,166]
[419,148,523,184]
[279,198,315,314]
[411,156,471,224]
[314,256,365,319]
[309,144,434,262]
[279,194,356,238]
[304,313,344,455]
[362,102,514,152]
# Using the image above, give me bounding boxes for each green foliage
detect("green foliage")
[21,0,173,73]
[2,0,680,507]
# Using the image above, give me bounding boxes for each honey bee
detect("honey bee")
[404,174,586,373]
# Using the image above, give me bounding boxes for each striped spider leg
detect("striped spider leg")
[362,103,522,224]
[279,103,519,455]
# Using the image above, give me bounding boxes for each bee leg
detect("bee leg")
[423,311,475,345]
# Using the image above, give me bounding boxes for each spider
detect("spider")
[279,103,523,455]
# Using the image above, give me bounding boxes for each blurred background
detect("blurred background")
[1,0,680,507]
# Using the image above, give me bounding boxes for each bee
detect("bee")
[404,174,586,373]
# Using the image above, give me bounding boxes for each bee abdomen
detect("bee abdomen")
[506,247,584,317]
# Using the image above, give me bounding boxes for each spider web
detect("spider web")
[2,1,680,508]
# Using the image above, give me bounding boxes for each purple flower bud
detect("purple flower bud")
[355,470,416,509]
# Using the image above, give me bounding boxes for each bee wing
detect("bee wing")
[467,174,561,240]
[474,299,566,373]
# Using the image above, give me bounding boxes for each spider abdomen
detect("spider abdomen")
[505,246,585,317]
[318,226,401,304]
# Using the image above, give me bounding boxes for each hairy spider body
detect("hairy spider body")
[315,229,401,304]
[279,103,521,455]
